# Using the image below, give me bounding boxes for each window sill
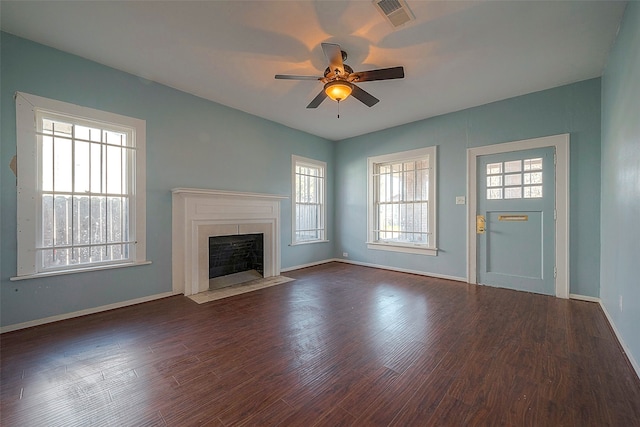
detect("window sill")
[290,239,330,246]
[10,260,152,281]
[367,242,438,256]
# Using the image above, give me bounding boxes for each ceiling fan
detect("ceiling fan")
[275,42,404,110]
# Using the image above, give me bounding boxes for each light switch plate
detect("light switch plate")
[456,196,466,205]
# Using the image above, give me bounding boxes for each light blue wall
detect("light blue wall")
[601,2,640,374]
[0,33,335,328]
[335,79,602,296]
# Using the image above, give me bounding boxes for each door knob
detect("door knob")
[476,215,486,234]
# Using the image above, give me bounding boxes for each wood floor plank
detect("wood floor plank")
[234,398,296,427]
[336,366,400,418]
[387,371,454,426]
[309,406,356,427]
[1,262,639,426]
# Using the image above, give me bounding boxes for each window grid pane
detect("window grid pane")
[39,117,134,270]
[375,158,430,245]
[294,160,325,243]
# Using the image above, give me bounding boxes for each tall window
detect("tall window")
[292,155,326,244]
[368,146,437,256]
[14,92,147,279]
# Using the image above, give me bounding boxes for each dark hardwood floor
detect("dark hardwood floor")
[1,262,639,426]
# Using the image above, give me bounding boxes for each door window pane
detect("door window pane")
[504,174,522,186]
[487,188,503,200]
[524,172,543,185]
[487,176,502,187]
[524,158,543,170]
[505,187,522,199]
[486,163,502,174]
[485,157,543,200]
[504,160,522,173]
[524,186,543,198]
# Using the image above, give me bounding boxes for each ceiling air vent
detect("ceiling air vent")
[373,0,415,29]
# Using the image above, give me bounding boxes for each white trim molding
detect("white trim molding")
[14,92,147,279]
[280,259,336,272]
[282,258,466,282]
[599,301,640,379]
[333,259,466,282]
[569,293,600,303]
[367,146,438,256]
[1,291,175,333]
[291,155,327,245]
[172,188,288,296]
[466,134,570,299]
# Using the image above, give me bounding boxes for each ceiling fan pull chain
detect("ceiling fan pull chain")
[337,100,340,119]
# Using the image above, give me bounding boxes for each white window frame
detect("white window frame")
[12,92,149,280]
[367,146,437,256]
[291,155,328,245]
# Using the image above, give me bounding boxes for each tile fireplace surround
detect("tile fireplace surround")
[172,188,287,296]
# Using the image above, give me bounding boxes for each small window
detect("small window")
[292,155,326,244]
[367,146,437,256]
[486,157,543,200]
[14,92,147,279]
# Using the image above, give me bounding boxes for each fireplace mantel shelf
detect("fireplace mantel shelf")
[172,188,288,200]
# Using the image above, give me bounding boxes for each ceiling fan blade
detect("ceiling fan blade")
[275,74,323,80]
[306,90,328,108]
[321,43,344,75]
[350,66,405,82]
[351,84,379,107]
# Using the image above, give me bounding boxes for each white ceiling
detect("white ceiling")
[1,1,627,141]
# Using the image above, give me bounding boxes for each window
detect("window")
[13,92,147,279]
[486,157,544,200]
[292,155,326,244]
[368,146,437,256]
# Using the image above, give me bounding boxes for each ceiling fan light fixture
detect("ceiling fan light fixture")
[324,80,353,102]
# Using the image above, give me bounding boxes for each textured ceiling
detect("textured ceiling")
[1,1,627,140]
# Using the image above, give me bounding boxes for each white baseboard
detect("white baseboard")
[283,258,466,283]
[569,293,601,302]
[1,291,177,334]
[281,259,336,272]
[332,258,467,282]
[568,293,639,380]
[599,301,640,380]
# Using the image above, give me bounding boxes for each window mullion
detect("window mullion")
[71,124,76,261]
[88,134,93,255]
[121,138,125,257]
[403,163,408,239]
[305,176,313,237]
[103,131,108,261]
[51,123,57,259]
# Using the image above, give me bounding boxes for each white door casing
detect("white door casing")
[466,134,570,298]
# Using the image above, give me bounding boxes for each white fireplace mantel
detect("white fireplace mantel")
[172,188,288,296]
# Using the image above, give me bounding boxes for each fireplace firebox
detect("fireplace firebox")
[209,233,264,290]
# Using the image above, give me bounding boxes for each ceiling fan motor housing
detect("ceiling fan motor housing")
[324,64,354,80]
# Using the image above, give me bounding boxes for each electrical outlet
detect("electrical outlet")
[619,295,623,312]
[455,196,466,205]
[342,252,348,258]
